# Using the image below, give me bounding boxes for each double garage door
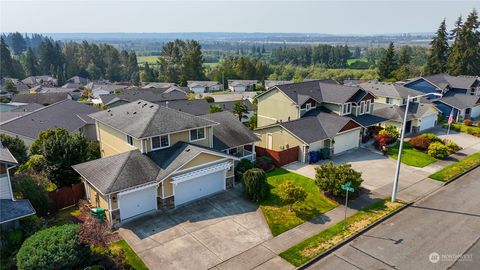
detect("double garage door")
[118,168,227,221]
[333,129,361,155]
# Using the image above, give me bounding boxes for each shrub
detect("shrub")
[242,168,270,202]
[78,215,114,247]
[409,135,431,151]
[373,133,395,150]
[277,181,308,211]
[16,224,88,270]
[12,171,49,215]
[20,215,47,238]
[368,126,383,136]
[477,122,480,128]
[423,133,442,143]
[18,154,47,172]
[204,96,215,103]
[384,125,400,139]
[427,142,449,159]
[444,141,461,154]
[255,156,274,171]
[463,119,473,126]
[314,162,362,198]
[235,159,254,181]
[0,134,28,164]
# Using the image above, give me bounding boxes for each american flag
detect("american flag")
[448,109,454,125]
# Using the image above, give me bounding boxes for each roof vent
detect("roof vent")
[133,112,137,114]
[107,109,111,112]
[150,105,154,108]
[137,101,141,104]
[186,148,191,152]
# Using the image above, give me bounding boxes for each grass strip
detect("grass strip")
[429,153,480,182]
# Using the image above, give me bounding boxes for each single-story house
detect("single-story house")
[264,80,293,90]
[65,76,90,86]
[21,75,57,87]
[0,99,98,146]
[0,103,44,123]
[0,145,35,231]
[187,81,223,93]
[228,80,259,92]
[96,89,187,108]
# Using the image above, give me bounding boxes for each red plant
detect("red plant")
[77,215,115,247]
[463,119,473,126]
[409,135,431,151]
[374,133,391,150]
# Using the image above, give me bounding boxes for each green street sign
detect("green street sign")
[341,182,355,193]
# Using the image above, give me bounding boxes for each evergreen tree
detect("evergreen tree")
[10,32,27,55]
[450,16,463,40]
[426,19,450,74]
[24,47,39,76]
[0,37,14,77]
[378,42,398,80]
[127,51,139,82]
[398,46,412,65]
[448,9,480,75]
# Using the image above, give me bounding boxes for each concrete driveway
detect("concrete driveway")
[284,147,434,200]
[119,190,273,270]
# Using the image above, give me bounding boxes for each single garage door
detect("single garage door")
[119,186,157,221]
[334,129,360,155]
[419,114,437,131]
[174,169,225,206]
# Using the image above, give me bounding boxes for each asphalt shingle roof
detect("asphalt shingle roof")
[373,102,437,122]
[89,100,217,138]
[437,92,480,110]
[200,111,259,150]
[0,199,36,224]
[0,99,98,139]
[155,99,211,116]
[213,100,255,111]
[11,93,71,105]
[0,145,18,164]
[73,150,160,194]
[273,80,366,105]
[100,90,186,105]
[360,82,424,99]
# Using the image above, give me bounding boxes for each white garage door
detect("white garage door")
[471,106,480,118]
[174,169,226,206]
[419,114,437,131]
[334,129,360,155]
[119,186,157,221]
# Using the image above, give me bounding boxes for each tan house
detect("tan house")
[73,100,259,226]
[360,81,440,133]
[255,80,387,163]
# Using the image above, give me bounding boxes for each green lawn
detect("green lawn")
[280,199,404,266]
[388,141,437,167]
[260,168,337,236]
[109,240,148,270]
[137,55,159,65]
[430,153,480,182]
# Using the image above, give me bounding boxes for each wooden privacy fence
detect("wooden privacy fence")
[255,146,299,167]
[48,183,85,211]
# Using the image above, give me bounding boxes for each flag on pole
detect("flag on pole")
[448,108,454,125]
[447,108,454,135]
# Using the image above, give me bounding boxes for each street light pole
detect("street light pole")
[391,95,410,202]
[391,92,442,202]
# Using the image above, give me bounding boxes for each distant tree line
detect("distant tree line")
[1,36,139,85]
[270,44,351,68]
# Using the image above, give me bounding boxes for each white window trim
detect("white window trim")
[189,127,206,142]
[365,100,371,113]
[359,101,365,115]
[386,97,392,104]
[172,161,232,184]
[151,134,170,150]
[306,103,312,111]
[126,135,134,147]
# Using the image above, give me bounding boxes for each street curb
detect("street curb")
[440,164,480,186]
[297,202,413,270]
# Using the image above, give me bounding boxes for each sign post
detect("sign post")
[341,181,355,229]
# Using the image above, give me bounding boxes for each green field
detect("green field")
[347,58,368,65]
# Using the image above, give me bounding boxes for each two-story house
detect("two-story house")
[402,74,480,121]
[0,145,35,230]
[73,100,259,226]
[360,81,440,133]
[254,80,387,163]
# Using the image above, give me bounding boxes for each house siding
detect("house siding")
[86,182,111,221]
[97,122,139,157]
[255,125,305,161]
[179,153,226,171]
[257,89,299,127]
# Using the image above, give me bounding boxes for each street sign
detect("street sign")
[341,181,355,229]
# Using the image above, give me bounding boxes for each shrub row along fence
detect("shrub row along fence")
[256,146,299,167]
[48,183,85,212]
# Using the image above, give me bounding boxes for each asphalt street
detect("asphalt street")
[306,167,480,270]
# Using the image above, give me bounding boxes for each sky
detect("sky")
[1,1,479,35]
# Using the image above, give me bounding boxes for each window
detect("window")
[365,100,371,113]
[152,135,169,150]
[342,103,352,115]
[126,135,133,146]
[228,148,238,156]
[386,97,393,104]
[402,98,407,105]
[306,103,312,111]
[359,101,365,114]
[190,128,205,141]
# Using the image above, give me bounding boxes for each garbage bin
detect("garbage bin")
[91,208,105,223]
[321,148,330,159]
[309,151,319,163]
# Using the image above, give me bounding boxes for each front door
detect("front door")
[405,120,412,133]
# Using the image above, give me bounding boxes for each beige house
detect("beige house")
[73,100,260,226]
[361,81,440,133]
[255,80,387,163]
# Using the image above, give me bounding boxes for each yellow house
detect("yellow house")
[255,80,387,164]
[73,100,245,226]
